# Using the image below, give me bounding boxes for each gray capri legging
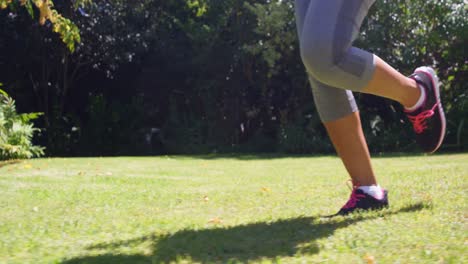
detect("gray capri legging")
[295,0,376,122]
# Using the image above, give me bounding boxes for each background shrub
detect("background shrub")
[0,87,44,160]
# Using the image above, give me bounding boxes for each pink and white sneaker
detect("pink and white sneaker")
[405,66,446,153]
[336,186,389,216]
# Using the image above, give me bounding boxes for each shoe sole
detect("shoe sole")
[414,66,446,153]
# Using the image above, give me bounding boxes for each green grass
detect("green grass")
[0,153,467,264]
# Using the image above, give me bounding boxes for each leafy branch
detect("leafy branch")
[0,0,84,51]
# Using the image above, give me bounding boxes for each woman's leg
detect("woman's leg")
[295,0,445,214]
[362,57,420,108]
[296,0,380,185]
[296,0,386,215]
[307,77,377,187]
[298,0,419,104]
[298,0,445,153]
[324,112,377,186]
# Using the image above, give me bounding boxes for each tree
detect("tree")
[0,0,88,51]
[0,0,466,155]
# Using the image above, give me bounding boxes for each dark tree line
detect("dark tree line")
[1,0,467,156]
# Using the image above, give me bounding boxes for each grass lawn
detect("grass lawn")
[0,153,467,263]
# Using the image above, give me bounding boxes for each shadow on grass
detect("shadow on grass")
[62,202,429,264]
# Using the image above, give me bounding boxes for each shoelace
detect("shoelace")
[408,103,438,134]
[342,188,366,209]
[341,180,365,209]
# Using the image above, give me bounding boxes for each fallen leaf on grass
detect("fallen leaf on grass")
[261,187,271,193]
[208,217,222,224]
[364,254,375,264]
[23,164,32,169]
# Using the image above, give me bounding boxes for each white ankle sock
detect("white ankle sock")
[405,84,426,112]
[358,185,384,200]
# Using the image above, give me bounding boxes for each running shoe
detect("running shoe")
[336,187,389,216]
[405,66,446,153]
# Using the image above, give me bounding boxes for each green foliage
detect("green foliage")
[1,0,83,52]
[74,93,152,156]
[0,87,44,160]
[0,0,466,155]
[277,110,331,154]
[187,0,208,17]
[162,96,210,154]
[243,1,297,76]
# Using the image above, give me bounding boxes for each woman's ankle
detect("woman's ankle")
[401,78,423,109]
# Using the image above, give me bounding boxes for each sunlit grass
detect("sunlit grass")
[0,153,467,263]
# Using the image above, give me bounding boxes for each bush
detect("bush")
[0,87,44,160]
[77,93,152,156]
